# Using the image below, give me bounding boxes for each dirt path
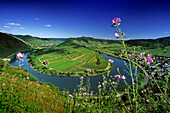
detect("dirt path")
[71,53,85,61]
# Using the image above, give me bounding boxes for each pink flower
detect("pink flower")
[36,81,39,83]
[114,74,120,78]
[111,81,115,85]
[115,33,121,38]
[86,69,91,73]
[121,75,126,80]
[16,52,24,59]
[163,88,166,91]
[146,99,150,102]
[116,95,119,97]
[111,18,121,27]
[98,85,101,88]
[80,76,83,80]
[69,94,73,98]
[148,54,152,58]
[3,83,5,86]
[77,103,80,106]
[102,82,105,85]
[127,107,130,110]
[140,52,145,57]
[108,59,114,63]
[124,89,127,91]
[145,57,153,64]
[2,58,6,62]
[26,77,29,79]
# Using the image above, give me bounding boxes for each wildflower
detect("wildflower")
[148,54,152,58]
[163,88,166,91]
[149,91,153,93]
[144,89,146,92]
[133,83,135,85]
[46,85,50,87]
[121,75,126,80]
[26,77,29,79]
[111,81,115,84]
[86,69,91,73]
[114,74,120,78]
[69,94,73,98]
[3,83,5,86]
[145,57,153,64]
[124,89,127,91]
[115,33,121,38]
[102,82,105,85]
[2,58,6,62]
[143,98,145,101]
[2,58,10,62]
[98,85,101,88]
[146,99,150,102]
[16,52,24,59]
[111,18,121,27]
[108,59,114,63]
[141,91,144,93]
[36,81,39,83]
[127,107,130,110]
[116,95,119,97]
[140,52,145,57]
[80,76,83,80]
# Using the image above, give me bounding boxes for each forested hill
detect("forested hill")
[60,36,120,46]
[0,32,31,58]
[60,36,170,49]
[125,37,170,49]
[13,35,62,47]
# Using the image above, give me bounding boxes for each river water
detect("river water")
[10,53,138,93]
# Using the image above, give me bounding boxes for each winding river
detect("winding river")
[10,53,138,93]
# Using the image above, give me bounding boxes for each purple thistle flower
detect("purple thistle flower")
[86,69,92,73]
[98,85,101,88]
[114,74,120,78]
[148,54,152,58]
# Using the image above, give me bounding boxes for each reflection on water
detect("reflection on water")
[10,53,138,93]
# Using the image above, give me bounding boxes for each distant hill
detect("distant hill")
[60,36,119,46]
[61,36,170,49]
[0,32,31,58]
[12,35,63,47]
[125,37,170,49]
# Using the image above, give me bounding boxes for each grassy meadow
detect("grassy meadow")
[27,44,110,76]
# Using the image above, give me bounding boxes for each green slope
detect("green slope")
[0,32,31,58]
[13,35,62,47]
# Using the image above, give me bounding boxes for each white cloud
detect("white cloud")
[34,18,39,20]
[163,32,169,34]
[19,27,25,29]
[7,23,21,26]
[4,26,11,28]
[13,30,18,32]
[45,25,52,27]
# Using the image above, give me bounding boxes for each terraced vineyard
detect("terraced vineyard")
[27,44,111,76]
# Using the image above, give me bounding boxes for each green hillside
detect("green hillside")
[27,43,111,76]
[0,59,65,112]
[60,37,119,46]
[13,35,62,47]
[0,32,31,58]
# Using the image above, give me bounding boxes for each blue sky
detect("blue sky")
[0,0,170,39]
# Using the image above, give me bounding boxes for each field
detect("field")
[28,44,109,76]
